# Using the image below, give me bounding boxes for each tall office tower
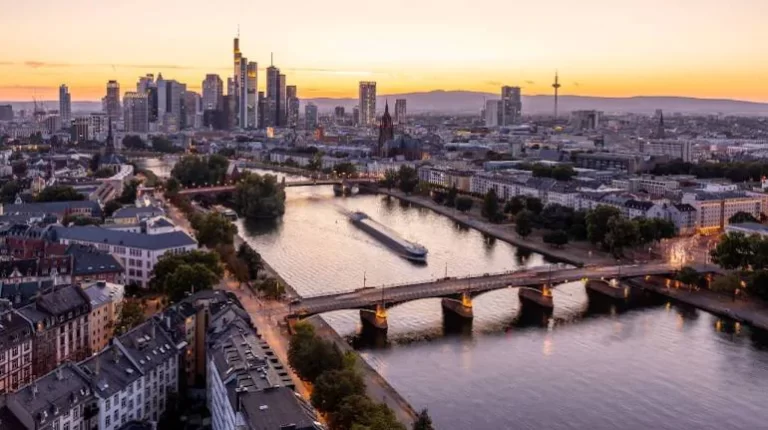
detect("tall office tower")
[257,91,266,128]
[266,63,280,126]
[352,106,360,126]
[123,92,149,133]
[394,99,407,124]
[227,77,235,98]
[305,103,318,130]
[286,85,299,128]
[182,91,201,129]
[104,80,121,121]
[500,86,522,125]
[246,62,258,128]
[358,81,376,126]
[202,74,223,111]
[0,105,13,121]
[58,85,71,129]
[236,57,248,127]
[233,37,243,127]
[156,74,166,119]
[278,74,287,125]
[160,80,186,132]
[146,87,158,123]
[484,100,501,127]
[222,95,235,129]
[137,74,155,94]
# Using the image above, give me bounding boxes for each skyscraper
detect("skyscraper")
[359,81,376,127]
[286,85,299,128]
[104,80,121,121]
[237,57,248,127]
[500,86,522,126]
[137,74,155,94]
[266,62,281,127]
[202,74,223,111]
[485,100,501,127]
[182,91,201,129]
[334,106,345,124]
[233,36,243,127]
[246,62,258,128]
[279,73,287,125]
[59,85,71,129]
[305,103,318,130]
[158,79,186,132]
[257,91,266,129]
[394,99,407,124]
[123,92,149,133]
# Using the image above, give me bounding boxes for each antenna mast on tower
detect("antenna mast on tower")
[552,71,561,119]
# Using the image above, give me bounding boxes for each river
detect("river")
[141,160,768,429]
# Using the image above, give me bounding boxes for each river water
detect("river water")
[141,161,768,429]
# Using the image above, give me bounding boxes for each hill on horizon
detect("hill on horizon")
[4,91,768,116]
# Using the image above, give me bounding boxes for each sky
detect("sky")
[1,0,767,101]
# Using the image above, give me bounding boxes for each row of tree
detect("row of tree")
[232,172,286,220]
[122,135,184,154]
[675,265,768,302]
[651,159,768,183]
[381,166,419,194]
[171,154,230,188]
[288,323,433,430]
[430,185,474,212]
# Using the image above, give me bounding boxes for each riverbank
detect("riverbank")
[234,232,419,427]
[379,189,618,267]
[307,316,419,425]
[628,278,768,330]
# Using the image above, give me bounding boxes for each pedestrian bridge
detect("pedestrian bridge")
[287,263,722,329]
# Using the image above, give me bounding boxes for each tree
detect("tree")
[568,210,588,241]
[586,206,622,245]
[103,200,123,218]
[334,162,357,177]
[381,169,397,191]
[92,167,115,178]
[162,263,219,301]
[232,172,286,220]
[748,270,768,301]
[481,189,500,222]
[604,216,638,256]
[194,212,237,248]
[676,267,701,289]
[122,135,146,150]
[445,184,458,207]
[455,196,473,212]
[150,250,223,291]
[552,165,576,181]
[710,274,742,294]
[524,197,544,215]
[117,179,140,204]
[635,218,658,245]
[729,211,759,225]
[504,196,526,215]
[259,277,285,300]
[710,232,754,270]
[396,165,419,194]
[164,177,181,196]
[150,136,183,153]
[237,243,264,280]
[114,300,145,335]
[217,147,237,158]
[36,186,85,202]
[11,162,27,177]
[413,409,435,430]
[288,323,344,383]
[311,368,366,414]
[89,154,101,172]
[515,210,534,237]
[0,180,22,204]
[543,230,569,248]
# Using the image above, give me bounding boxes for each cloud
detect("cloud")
[485,81,502,87]
[525,80,535,85]
[24,61,72,68]
[573,82,581,87]
[286,67,375,76]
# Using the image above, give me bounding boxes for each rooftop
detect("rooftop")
[8,363,94,425]
[112,205,166,220]
[82,281,124,309]
[66,243,124,276]
[52,225,197,250]
[240,387,321,430]
[79,346,142,399]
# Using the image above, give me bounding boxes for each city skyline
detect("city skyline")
[2,0,767,101]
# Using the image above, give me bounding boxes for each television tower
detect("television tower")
[552,71,561,119]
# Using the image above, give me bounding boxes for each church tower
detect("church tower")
[377,101,394,158]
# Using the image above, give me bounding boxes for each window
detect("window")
[105,398,110,410]
[106,415,111,427]
[63,423,70,430]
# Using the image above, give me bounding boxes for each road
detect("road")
[293,263,721,317]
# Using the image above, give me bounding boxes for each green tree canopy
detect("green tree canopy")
[311,368,366,414]
[36,185,85,202]
[0,180,22,204]
[455,196,473,212]
[381,169,397,191]
[445,185,458,207]
[515,209,534,237]
[397,165,419,194]
[237,243,264,280]
[586,206,622,245]
[504,196,526,215]
[482,189,500,222]
[193,212,237,248]
[171,154,230,187]
[604,216,638,256]
[413,409,435,430]
[150,250,223,292]
[710,232,755,270]
[729,211,759,225]
[288,322,345,384]
[676,267,701,288]
[114,300,145,335]
[543,230,569,248]
[232,172,286,220]
[117,179,140,204]
[162,263,219,301]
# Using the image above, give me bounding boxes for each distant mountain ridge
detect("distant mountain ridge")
[4,91,767,116]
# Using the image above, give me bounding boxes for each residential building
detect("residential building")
[682,191,762,233]
[638,140,693,162]
[0,304,34,394]
[358,81,377,126]
[668,203,698,235]
[0,257,73,307]
[484,100,500,127]
[67,244,125,285]
[123,92,149,133]
[571,152,640,174]
[395,98,407,124]
[1,200,101,222]
[59,85,71,129]
[82,280,124,353]
[500,86,522,125]
[418,166,473,192]
[50,226,197,288]
[79,319,180,428]
[305,103,318,130]
[19,285,91,376]
[7,363,97,430]
[111,206,166,224]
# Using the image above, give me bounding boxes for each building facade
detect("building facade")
[358,81,377,127]
[0,305,34,394]
[501,86,522,125]
[123,92,149,133]
[202,74,224,112]
[59,85,71,129]
[104,80,122,121]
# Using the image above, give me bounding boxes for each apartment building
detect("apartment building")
[682,191,762,233]
[0,305,34,394]
[82,280,125,354]
[51,226,197,288]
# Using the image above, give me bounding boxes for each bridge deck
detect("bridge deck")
[290,263,720,317]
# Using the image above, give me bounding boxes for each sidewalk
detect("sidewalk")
[628,278,768,330]
[380,189,617,267]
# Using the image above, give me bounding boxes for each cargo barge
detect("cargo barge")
[348,211,428,262]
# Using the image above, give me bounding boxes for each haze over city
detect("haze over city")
[2,0,768,101]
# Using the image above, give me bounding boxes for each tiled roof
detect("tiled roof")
[66,244,123,276]
[52,226,197,250]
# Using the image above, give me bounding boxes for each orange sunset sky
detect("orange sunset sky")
[1,0,767,101]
